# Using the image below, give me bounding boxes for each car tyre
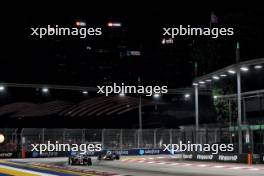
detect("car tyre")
[68,158,72,165]
[87,158,92,166]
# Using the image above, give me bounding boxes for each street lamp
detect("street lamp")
[0,134,5,144]
[75,21,86,27]
[0,86,5,91]
[82,91,88,95]
[240,67,249,72]
[254,65,263,69]
[228,70,236,74]
[220,74,227,77]
[184,94,190,98]
[212,76,220,80]
[153,94,160,98]
[42,88,49,93]
[184,94,191,101]
[107,22,122,27]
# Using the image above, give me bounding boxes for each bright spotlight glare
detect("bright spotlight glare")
[82,91,88,95]
[213,96,218,99]
[0,86,5,91]
[184,94,190,98]
[240,67,249,72]
[220,74,227,77]
[212,76,220,80]
[119,93,125,97]
[206,79,212,82]
[42,88,49,93]
[199,81,205,84]
[107,22,122,27]
[228,70,236,74]
[76,21,86,27]
[192,83,198,86]
[0,134,5,144]
[254,65,263,69]
[153,94,160,98]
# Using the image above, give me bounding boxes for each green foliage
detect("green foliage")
[213,88,229,123]
[212,87,238,125]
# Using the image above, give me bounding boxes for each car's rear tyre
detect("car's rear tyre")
[115,155,120,160]
[87,158,92,166]
[68,158,72,165]
[98,155,102,160]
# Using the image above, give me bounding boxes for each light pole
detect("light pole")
[194,84,199,143]
[228,99,233,143]
[243,98,247,124]
[138,77,142,148]
[236,42,243,154]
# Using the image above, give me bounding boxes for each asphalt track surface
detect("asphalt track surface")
[2,155,264,176]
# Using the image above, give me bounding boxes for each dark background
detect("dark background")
[0,1,263,128]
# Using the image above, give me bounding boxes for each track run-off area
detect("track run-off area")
[1,155,264,176]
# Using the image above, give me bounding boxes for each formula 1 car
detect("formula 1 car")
[97,151,120,160]
[68,152,92,166]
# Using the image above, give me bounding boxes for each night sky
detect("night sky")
[2,3,263,88]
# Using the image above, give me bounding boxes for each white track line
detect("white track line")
[197,164,208,167]
[170,163,180,166]
[121,158,264,172]
[230,167,244,170]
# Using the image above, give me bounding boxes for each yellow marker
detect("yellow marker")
[0,160,97,176]
[0,167,39,176]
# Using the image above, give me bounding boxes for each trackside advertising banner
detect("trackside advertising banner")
[27,148,170,158]
[172,153,263,164]
[0,152,18,158]
[25,150,264,164]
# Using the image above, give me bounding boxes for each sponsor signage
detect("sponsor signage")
[24,150,264,164]
[110,149,170,156]
[183,154,193,159]
[171,153,241,163]
[218,154,238,162]
[27,149,170,158]
[29,151,67,158]
[0,152,17,158]
[196,154,214,160]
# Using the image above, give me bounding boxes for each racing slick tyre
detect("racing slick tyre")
[115,155,120,160]
[87,158,92,166]
[68,158,73,165]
